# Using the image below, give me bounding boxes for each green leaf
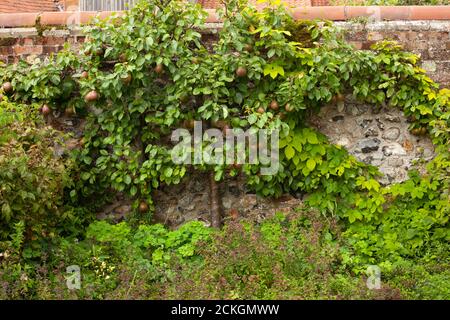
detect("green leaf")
[81,172,91,180]
[305,131,318,144]
[164,167,173,178]
[248,114,257,125]
[306,158,316,171]
[50,75,60,85]
[284,145,295,160]
[1,203,11,221]
[263,63,285,79]
[145,36,154,48]
[292,135,303,152]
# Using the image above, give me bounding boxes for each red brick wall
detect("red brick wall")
[0,33,84,61]
[0,0,58,13]
[199,0,312,9]
[311,0,329,5]
[1,21,448,87]
[341,21,450,87]
[0,9,448,88]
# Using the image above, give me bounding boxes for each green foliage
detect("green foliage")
[0,112,77,246]
[84,220,211,266]
[158,211,398,300]
[1,211,448,299]
[382,242,450,299]
[0,0,449,299]
[0,220,210,299]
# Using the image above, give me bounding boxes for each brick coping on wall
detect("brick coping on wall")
[0,6,449,28]
[0,20,448,39]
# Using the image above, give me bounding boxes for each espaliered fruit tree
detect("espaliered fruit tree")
[0,0,449,269]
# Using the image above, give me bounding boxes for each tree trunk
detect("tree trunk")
[209,172,222,228]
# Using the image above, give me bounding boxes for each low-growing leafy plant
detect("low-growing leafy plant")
[156,211,403,299]
[0,116,75,246]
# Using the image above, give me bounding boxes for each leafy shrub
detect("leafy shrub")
[0,110,75,247]
[157,211,389,300]
[84,220,211,266]
[0,219,211,299]
[383,244,450,300]
[2,211,448,300]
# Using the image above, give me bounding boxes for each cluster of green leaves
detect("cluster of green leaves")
[208,4,450,271]
[0,101,80,248]
[0,0,354,209]
[68,0,209,212]
[196,2,450,271]
[2,211,448,299]
[160,210,373,300]
[1,219,210,299]
[153,211,449,300]
[335,44,450,271]
[82,220,211,267]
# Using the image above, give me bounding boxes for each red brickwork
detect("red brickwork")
[0,0,59,13]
